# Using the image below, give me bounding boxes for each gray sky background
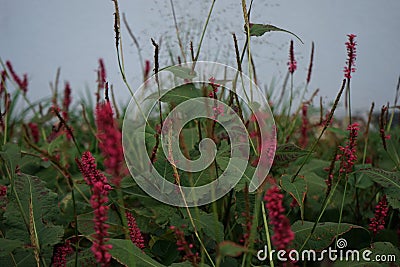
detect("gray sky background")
[1,0,399,114]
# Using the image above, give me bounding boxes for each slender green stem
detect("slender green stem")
[292,79,346,182]
[170,0,187,62]
[244,191,262,267]
[167,126,215,267]
[335,177,348,246]
[193,0,216,68]
[3,109,8,145]
[299,176,342,251]
[117,189,130,240]
[261,201,274,267]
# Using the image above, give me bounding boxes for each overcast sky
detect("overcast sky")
[1,0,399,114]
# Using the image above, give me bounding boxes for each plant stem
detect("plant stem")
[299,176,342,251]
[167,125,216,267]
[193,0,216,69]
[292,79,346,183]
[261,201,274,267]
[335,177,348,246]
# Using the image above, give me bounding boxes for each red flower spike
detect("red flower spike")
[76,152,112,266]
[171,225,200,264]
[344,34,357,79]
[96,102,126,187]
[264,186,295,251]
[287,40,297,74]
[369,195,389,236]
[0,70,6,95]
[144,60,151,81]
[28,122,40,143]
[0,185,6,197]
[98,59,107,90]
[336,123,360,174]
[53,241,73,267]
[125,211,145,249]
[6,61,28,94]
[62,82,72,121]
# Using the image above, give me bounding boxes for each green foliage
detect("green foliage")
[217,241,248,257]
[291,221,367,251]
[248,23,303,43]
[1,173,64,266]
[359,168,400,209]
[109,239,164,267]
[0,7,399,267]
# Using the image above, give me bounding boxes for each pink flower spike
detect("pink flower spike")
[98,59,107,89]
[0,70,6,95]
[28,122,39,143]
[96,101,126,187]
[369,195,389,236]
[126,211,145,249]
[264,186,295,251]
[53,241,73,267]
[62,82,72,121]
[5,61,28,94]
[344,34,357,79]
[76,152,112,266]
[336,122,360,174]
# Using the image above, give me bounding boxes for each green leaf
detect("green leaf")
[280,174,307,220]
[160,83,202,105]
[248,23,303,43]
[146,83,202,106]
[218,241,248,257]
[109,239,164,267]
[3,174,64,265]
[0,143,21,175]
[349,164,374,189]
[165,65,197,79]
[66,248,96,267]
[77,208,125,238]
[170,212,224,243]
[291,221,365,251]
[273,144,309,167]
[0,238,23,257]
[151,240,179,266]
[358,168,400,209]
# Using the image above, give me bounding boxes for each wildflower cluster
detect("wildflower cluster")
[62,82,72,121]
[208,76,219,98]
[170,225,199,265]
[5,61,28,94]
[0,70,6,94]
[76,151,112,266]
[125,211,145,249]
[344,34,357,79]
[336,122,360,174]
[52,241,73,267]
[369,195,389,236]
[264,186,295,251]
[96,101,125,187]
[28,122,39,143]
[98,59,107,90]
